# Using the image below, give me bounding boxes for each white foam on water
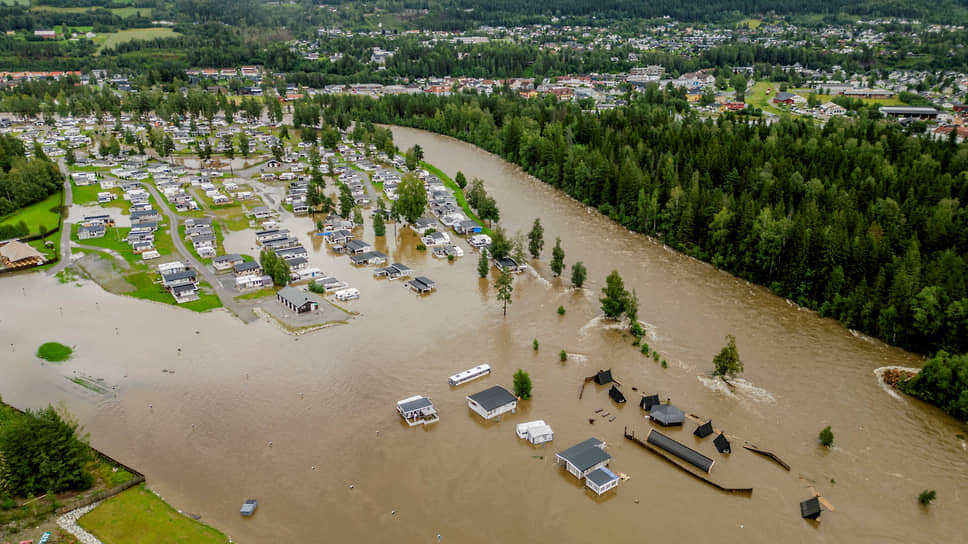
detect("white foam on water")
[873,366,920,401]
[527,267,552,289]
[697,375,776,404]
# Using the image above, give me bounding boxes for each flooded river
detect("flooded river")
[2,126,966,543]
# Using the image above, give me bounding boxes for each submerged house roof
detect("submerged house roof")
[467,385,517,411]
[646,429,714,473]
[557,438,611,473]
[714,432,731,454]
[800,496,821,520]
[594,369,614,385]
[585,466,619,487]
[608,385,626,404]
[649,404,685,426]
[398,397,433,413]
[694,420,714,438]
[640,394,660,411]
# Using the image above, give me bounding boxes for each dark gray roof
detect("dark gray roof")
[608,385,626,403]
[800,497,821,519]
[277,286,316,308]
[714,432,731,454]
[414,276,434,287]
[640,394,660,411]
[694,420,713,438]
[399,397,432,413]
[647,430,714,473]
[650,404,685,426]
[594,369,613,385]
[467,385,517,411]
[557,438,611,472]
[171,283,197,295]
[234,261,261,272]
[163,270,196,282]
[213,253,242,263]
[585,467,618,487]
[345,239,370,251]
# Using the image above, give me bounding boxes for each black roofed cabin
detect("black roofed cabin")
[714,432,731,454]
[593,369,614,385]
[694,420,714,438]
[800,496,821,520]
[640,394,660,411]
[608,385,626,404]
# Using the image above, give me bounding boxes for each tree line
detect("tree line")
[324,88,967,364]
[0,135,64,220]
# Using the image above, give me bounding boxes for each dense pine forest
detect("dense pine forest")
[318,89,968,358]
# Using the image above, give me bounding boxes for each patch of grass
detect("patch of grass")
[98,28,180,52]
[0,191,62,235]
[37,342,73,362]
[78,484,229,544]
[737,18,761,29]
[234,287,276,301]
[420,161,492,236]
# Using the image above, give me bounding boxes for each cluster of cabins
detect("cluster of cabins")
[183,217,219,259]
[397,368,620,497]
[158,260,200,303]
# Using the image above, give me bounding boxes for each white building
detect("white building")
[515,420,554,445]
[466,385,517,420]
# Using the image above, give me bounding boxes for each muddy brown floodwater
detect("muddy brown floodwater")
[2,126,966,543]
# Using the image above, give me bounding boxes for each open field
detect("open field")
[0,192,63,235]
[748,81,787,116]
[98,28,180,52]
[78,484,229,544]
[737,18,761,29]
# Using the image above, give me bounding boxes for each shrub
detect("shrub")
[559,350,568,362]
[416,243,427,251]
[557,305,566,315]
[513,369,532,399]
[819,425,834,447]
[1,496,16,510]
[447,254,455,262]
[653,351,660,361]
[630,321,644,338]
[661,359,668,368]
[641,343,650,355]
[37,342,72,362]
[533,339,539,351]
[918,490,936,505]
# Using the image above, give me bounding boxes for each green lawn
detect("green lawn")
[737,18,761,29]
[78,484,229,544]
[419,161,492,236]
[748,81,787,116]
[234,286,276,301]
[0,191,63,235]
[98,28,180,52]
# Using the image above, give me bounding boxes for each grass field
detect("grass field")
[0,192,63,235]
[98,28,180,52]
[737,18,762,29]
[420,161,493,236]
[78,484,229,544]
[748,81,789,116]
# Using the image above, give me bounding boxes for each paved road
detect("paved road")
[47,160,73,276]
[141,182,257,322]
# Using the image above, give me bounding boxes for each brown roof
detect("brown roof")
[0,240,45,263]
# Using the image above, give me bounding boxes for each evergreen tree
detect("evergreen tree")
[477,250,489,278]
[373,211,386,236]
[550,237,565,276]
[455,170,467,190]
[513,369,532,400]
[713,334,743,378]
[527,218,545,259]
[396,173,428,223]
[600,270,629,319]
[571,261,587,288]
[496,268,513,316]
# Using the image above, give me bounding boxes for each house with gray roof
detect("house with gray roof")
[466,385,517,420]
[556,438,612,480]
[277,286,318,314]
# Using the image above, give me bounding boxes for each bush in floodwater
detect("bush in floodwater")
[557,305,566,315]
[661,359,668,368]
[447,254,455,262]
[641,343,650,356]
[513,369,532,400]
[416,243,427,251]
[37,342,72,362]
[819,425,834,447]
[630,321,644,338]
[533,339,539,351]
[918,490,936,505]
[559,350,568,362]
[653,351,660,361]
[315,220,324,232]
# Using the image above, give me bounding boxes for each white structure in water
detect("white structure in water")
[397,396,439,426]
[448,364,491,386]
[466,385,517,420]
[515,420,554,445]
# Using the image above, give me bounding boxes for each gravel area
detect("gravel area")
[57,502,104,544]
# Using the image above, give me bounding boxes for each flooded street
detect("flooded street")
[1,126,966,543]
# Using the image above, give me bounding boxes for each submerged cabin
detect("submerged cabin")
[649,404,685,426]
[556,438,612,480]
[714,432,731,454]
[407,276,436,294]
[640,394,660,412]
[467,385,517,420]
[584,467,620,495]
[694,420,714,438]
[646,429,714,473]
[240,499,257,517]
[594,369,615,385]
[516,420,554,445]
[800,496,822,520]
[608,385,626,404]
[397,396,439,426]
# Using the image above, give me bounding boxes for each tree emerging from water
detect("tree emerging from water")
[712,334,743,378]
